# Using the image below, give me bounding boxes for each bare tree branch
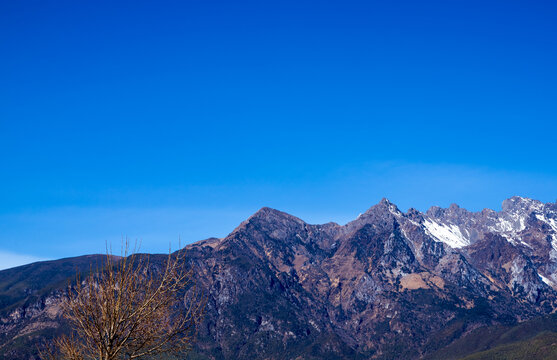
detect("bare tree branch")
[42,240,206,360]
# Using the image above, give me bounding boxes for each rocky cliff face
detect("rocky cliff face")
[1,197,557,359]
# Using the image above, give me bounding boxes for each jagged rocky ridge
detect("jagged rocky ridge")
[1,196,557,359]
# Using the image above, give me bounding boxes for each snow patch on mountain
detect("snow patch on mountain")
[538,272,556,288]
[532,214,557,251]
[423,219,470,248]
[494,218,514,232]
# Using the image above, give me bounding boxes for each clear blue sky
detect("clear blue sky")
[1,0,556,268]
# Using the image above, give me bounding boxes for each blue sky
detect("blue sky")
[1,0,556,268]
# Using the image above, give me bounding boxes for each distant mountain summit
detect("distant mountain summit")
[2,197,557,359]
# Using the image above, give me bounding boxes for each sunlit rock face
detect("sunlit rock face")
[2,197,557,359]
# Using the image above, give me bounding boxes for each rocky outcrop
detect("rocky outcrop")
[1,197,557,359]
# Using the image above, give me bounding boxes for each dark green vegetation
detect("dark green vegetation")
[426,313,557,360]
[462,331,557,359]
[0,255,106,315]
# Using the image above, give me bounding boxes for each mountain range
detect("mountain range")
[1,196,557,359]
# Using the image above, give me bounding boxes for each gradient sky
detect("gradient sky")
[1,0,556,269]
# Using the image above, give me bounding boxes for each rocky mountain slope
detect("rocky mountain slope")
[1,196,557,359]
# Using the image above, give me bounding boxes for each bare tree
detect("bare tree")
[44,243,205,360]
